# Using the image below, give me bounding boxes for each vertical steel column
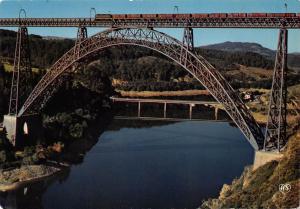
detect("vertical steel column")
[264,29,288,152]
[182,27,194,51]
[8,26,32,116]
[138,102,141,117]
[163,102,167,118]
[180,27,194,64]
[74,26,88,59]
[189,104,193,120]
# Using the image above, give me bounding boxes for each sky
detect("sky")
[0,0,300,52]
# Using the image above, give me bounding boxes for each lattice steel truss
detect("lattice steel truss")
[8,27,32,115]
[182,27,194,51]
[18,27,264,150]
[264,29,288,152]
[181,27,194,63]
[32,26,89,111]
[0,16,300,28]
[74,27,88,59]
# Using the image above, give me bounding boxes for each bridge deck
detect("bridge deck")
[114,116,227,122]
[110,97,219,105]
[0,13,300,28]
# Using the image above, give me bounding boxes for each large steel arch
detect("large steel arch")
[18,27,264,150]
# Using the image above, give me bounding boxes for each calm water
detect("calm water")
[0,119,254,209]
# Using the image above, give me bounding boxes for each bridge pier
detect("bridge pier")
[264,28,288,152]
[3,114,43,147]
[253,150,283,170]
[215,106,219,120]
[189,104,194,120]
[164,102,167,118]
[138,101,141,117]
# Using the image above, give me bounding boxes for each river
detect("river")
[0,118,254,209]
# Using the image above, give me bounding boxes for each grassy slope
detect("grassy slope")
[3,62,41,73]
[244,84,300,124]
[227,65,273,80]
[116,89,209,97]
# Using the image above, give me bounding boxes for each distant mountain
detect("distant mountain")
[201,41,300,70]
[42,36,73,40]
[201,41,275,59]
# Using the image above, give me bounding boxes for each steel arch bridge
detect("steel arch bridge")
[17,27,264,150]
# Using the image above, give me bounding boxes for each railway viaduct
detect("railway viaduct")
[0,12,298,166]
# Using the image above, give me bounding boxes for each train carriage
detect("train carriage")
[283,13,296,17]
[267,13,295,18]
[97,13,298,21]
[209,13,227,18]
[141,14,158,19]
[191,14,209,18]
[126,14,142,19]
[112,14,127,19]
[176,14,192,19]
[95,14,113,20]
[247,13,267,18]
[158,14,174,19]
[227,13,247,18]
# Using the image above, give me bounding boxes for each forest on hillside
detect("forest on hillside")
[1,28,300,96]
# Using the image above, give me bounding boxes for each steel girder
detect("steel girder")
[0,17,300,28]
[264,29,288,152]
[27,26,90,114]
[181,27,194,64]
[182,27,194,51]
[8,27,32,116]
[74,27,88,59]
[18,27,264,150]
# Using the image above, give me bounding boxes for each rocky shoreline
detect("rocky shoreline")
[0,163,68,192]
[200,130,300,209]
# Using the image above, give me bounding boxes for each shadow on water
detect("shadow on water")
[0,169,70,209]
[0,111,115,209]
[0,110,181,209]
[0,105,253,209]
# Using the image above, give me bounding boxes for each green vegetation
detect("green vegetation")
[0,33,114,168]
[2,28,299,98]
[0,29,74,68]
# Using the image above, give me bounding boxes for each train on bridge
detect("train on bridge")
[95,13,300,20]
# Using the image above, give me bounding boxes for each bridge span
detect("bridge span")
[0,13,300,28]
[0,11,293,152]
[110,97,219,105]
[111,97,220,120]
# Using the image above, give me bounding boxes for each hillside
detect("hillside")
[0,28,299,94]
[202,41,300,70]
[202,41,275,58]
[0,29,74,68]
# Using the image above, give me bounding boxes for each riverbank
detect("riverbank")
[0,163,67,192]
[116,89,210,97]
[199,85,300,208]
[200,129,300,209]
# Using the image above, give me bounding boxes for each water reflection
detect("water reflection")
[0,118,254,209]
[0,169,70,209]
